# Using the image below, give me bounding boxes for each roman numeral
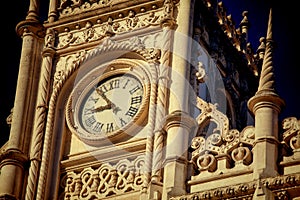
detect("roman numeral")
[85,116,96,127]
[125,106,138,117]
[84,107,93,115]
[109,79,120,90]
[88,96,99,103]
[131,96,142,104]
[129,85,141,94]
[122,79,130,89]
[98,85,108,93]
[106,123,114,133]
[120,118,127,126]
[93,122,103,132]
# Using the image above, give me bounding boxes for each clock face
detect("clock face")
[78,74,144,135]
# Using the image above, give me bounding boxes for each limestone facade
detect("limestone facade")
[0,0,299,200]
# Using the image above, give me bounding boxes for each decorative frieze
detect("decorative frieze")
[171,173,300,200]
[59,155,145,199]
[55,10,163,50]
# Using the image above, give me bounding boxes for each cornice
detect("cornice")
[44,0,164,33]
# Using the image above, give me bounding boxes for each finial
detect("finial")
[248,8,285,114]
[256,8,276,94]
[239,11,249,35]
[266,8,273,41]
[256,37,266,60]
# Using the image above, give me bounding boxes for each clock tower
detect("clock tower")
[1,0,300,200]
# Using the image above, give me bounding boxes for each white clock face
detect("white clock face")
[78,74,144,135]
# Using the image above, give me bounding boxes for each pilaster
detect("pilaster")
[162,111,197,199]
[0,15,44,199]
[160,0,194,199]
[25,28,56,200]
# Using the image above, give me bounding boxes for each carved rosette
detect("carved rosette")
[59,155,145,199]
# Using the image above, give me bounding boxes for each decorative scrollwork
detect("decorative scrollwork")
[190,95,255,175]
[282,117,300,152]
[59,155,145,199]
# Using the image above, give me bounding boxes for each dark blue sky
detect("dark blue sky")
[1,1,299,145]
[221,0,300,121]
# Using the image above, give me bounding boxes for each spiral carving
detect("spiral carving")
[25,30,56,200]
[142,62,158,191]
[257,9,276,94]
[152,27,173,182]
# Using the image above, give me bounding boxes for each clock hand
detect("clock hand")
[111,103,122,114]
[95,88,111,104]
[90,104,111,113]
[95,87,121,114]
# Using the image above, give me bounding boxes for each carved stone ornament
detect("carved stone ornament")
[190,96,255,176]
[59,155,145,199]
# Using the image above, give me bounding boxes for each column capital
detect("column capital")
[16,20,45,38]
[247,92,285,115]
[0,194,18,200]
[163,110,197,132]
[0,149,28,168]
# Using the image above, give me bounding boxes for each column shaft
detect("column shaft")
[162,1,194,199]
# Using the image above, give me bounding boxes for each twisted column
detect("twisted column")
[142,60,159,192]
[25,29,55,200]
[151,26,173,183]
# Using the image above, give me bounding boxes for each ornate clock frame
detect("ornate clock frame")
[65,58,151,145]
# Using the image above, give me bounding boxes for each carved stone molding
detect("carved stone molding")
[163,110,197,132]
[0,149,28,169]
[171,173,300,200]
[16,20,45,38]
[54,10,164,51]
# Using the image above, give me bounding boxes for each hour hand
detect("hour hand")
[85,104,111,114]
[95,87,121,113]
[95,88,110,104]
